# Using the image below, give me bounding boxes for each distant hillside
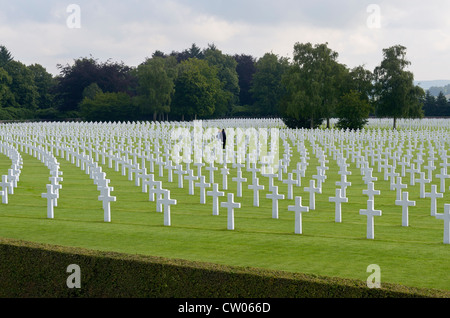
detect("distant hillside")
[415,80,450,90]
[415,80,450,98]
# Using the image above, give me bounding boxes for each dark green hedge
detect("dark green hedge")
[0,238,448,298]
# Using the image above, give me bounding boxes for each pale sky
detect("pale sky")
[1,0,449,81]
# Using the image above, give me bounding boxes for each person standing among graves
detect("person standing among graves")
[221,128,226,149]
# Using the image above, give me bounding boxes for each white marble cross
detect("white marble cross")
[220,165,229,190]
[288,196,309,234]
[395,191,415,227]
[174,165,186,188]
[359,199,382,239]
[0,175,12,204]
[425,184,443,216]
[207,183,225,215]
[159,189,177,226]
[436,204,450,244]
[416,172,430,199]
[304,179,321,210]
[436,168,449,193]
[283,173,298,200]
[248,177,264,207]
[42,184,58,219]
[336,174,351,197]
[98,186,116,222]
[184,169,198,195]
[49,176,62,207]
[392,176,407,200]
[232,170,247,198]
[205,162,218,184]
[164,160,175,183]
[195,175,210,204]
[292,162,304,187]
[221,193,240,230]
[266,185,285,219]
[151,181,165,212]
[363,182,380,201]
[329,188,348,223]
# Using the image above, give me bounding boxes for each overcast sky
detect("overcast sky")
[1,0,449,81]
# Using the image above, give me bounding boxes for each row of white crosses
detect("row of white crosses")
[1,120,450,243]
[310,127,450,243]
[0,142,23,204]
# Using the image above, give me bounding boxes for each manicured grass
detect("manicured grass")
[0,128,449,293]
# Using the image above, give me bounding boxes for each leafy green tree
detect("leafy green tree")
[28,63,56,109]
[134,56,177,121]
[282,43,343,128]
[251,52,289,117]
[0,67,14,108]
[335,90,372,130]
[234,54,256,107]
[3,60,38,110]
[80,92,135,122]
[55,57,134,112]
[172,58,219,120]
[373,45,424,129]
[82,82,103,100]
[0,45,13,68]
[204,45,240,117]
[423,91,437,116]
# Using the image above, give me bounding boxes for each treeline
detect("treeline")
[423,91,450,117]
[0,42,427,129]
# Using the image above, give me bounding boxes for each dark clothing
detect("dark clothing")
[221,129,226,149]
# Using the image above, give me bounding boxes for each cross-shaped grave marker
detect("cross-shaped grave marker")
[363,181,381,201]
[266,185,285,219]
[232,170,247,198]
[42,184,58,219]
[207,183,225,216]
[195,175,210,204]
[359,199,382,239]
[220,165,230,190]
[0,175,13,203]
[395,191,415,227]
[159,189,177,226]
[436,204,450,244]
[283,173,298,200]
[304,179,321,210]
[98,186,116,222]
[248,177,264,207]
[329,188,348,223]
[221,193,240,230]
[416,172,430,199]
[425,184,443,216]
[184,169,198,195]
[288,196,309,234]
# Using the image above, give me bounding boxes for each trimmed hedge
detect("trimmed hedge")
[0,238,448,298]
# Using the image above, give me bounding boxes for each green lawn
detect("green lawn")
[0,127,449,292]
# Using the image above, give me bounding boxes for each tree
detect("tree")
[80,92,135,122]
[3,60,38,110]
[55,57,134,113]
[373,45,424,129]
[234,54,256,107]
[251,52,289,117]
[0,45,13,68]
[0,67,14,108]
[134,56,176,121]
[423,91,437,116]
[172,58,219,120]
[204,45,240,116]
[281,43,343,128]
[335,90,372,130]
[82,82,103,100]
[28,63,56,109]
